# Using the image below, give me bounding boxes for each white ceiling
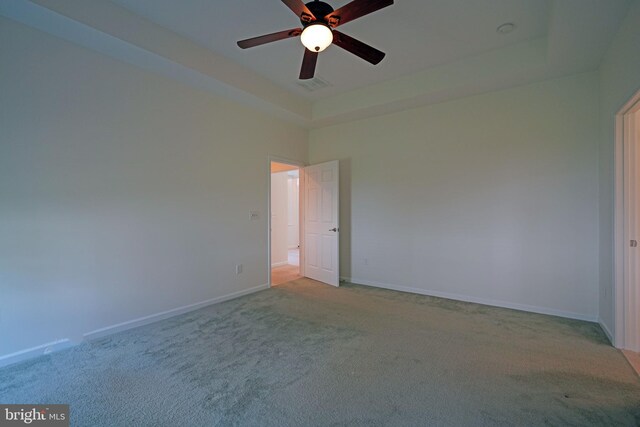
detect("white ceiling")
[1,0,634,126]
[110,0,553,100]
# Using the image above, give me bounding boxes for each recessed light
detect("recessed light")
[497,23,516,34]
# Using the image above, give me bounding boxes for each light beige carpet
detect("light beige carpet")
[1,278,639,426]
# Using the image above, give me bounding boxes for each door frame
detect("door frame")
[267,155,305,288]
[614,89,640,350]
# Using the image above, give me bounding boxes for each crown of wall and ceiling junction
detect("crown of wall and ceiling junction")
[0,0,632,128]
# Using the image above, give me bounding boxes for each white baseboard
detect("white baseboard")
[84,283,269,341]
[0,339,75,368]
[341,276,597,322]
[0,283,269,368]
[598,318,615,345]
[271,261,288,268]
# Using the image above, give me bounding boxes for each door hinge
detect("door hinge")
[632,240,638,248]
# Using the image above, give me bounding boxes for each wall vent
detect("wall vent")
[297,77,331,92]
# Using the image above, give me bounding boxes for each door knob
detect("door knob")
[329,227,338,232]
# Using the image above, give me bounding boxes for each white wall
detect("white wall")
[309,72,600,320]
[0,18,307,360]
[287,175,300,249]
[598,1,640,341]
[270,171,289,267]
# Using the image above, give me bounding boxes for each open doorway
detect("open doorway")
[271,161,302,285]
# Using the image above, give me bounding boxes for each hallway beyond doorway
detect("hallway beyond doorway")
[272,248,301,285]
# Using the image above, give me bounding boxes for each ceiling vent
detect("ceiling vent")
[297,77,331,92]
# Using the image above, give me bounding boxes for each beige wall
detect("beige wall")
[270,172,289,267]
[598,1,640,341]
[287,175,300,249]
[0,18,307,359]
[310,72,600,320]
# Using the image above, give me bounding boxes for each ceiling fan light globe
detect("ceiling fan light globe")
[300,23,333,53]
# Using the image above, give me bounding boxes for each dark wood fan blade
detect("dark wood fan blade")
[299,49,318,79]
[332,30,385,64]
[325,0,393,27]
[281,0,315,21]
[237,28,302,49]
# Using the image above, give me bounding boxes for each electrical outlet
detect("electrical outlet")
[236,264,243,275]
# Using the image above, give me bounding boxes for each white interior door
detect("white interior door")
[623,106,640,351]
[303,160,339,286]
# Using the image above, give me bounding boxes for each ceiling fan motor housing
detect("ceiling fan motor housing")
[301,1,334,26]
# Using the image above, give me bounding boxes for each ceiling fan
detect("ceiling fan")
[237,0,394,80]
